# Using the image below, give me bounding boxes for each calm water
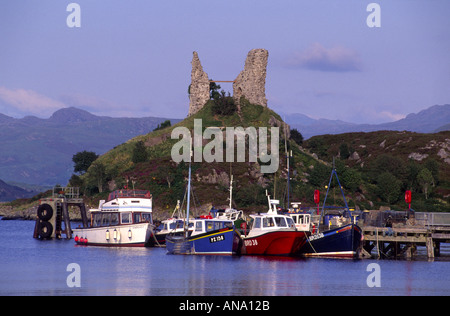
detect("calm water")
[1,218,450,296]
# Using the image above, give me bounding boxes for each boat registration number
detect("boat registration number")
[309,233,324,241]
[210,235,225,243]
[244,239,258,247]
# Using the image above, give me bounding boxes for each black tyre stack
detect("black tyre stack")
[37,204,54,239]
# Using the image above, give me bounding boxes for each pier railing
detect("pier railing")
[415,212,450,227]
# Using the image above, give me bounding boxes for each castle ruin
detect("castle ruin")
[188,49,269,116]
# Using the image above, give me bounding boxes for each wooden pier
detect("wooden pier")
[360,211,450,259]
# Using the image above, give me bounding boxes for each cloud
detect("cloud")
[0,87,65,117]
[378,111,406,122]
[287,43,362,72]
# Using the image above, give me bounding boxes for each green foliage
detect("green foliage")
[308,163,332,188]
[72,151,98,174]
[376,172,402,205]
[290,129,303,145]
[153,120,171,131]
[417,168,434,199]
[234,182,267,207]
[132,141,149,164]
[209,81,221,100]
[211,90,237,116]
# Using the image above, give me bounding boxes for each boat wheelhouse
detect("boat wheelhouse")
[73,189,155,247]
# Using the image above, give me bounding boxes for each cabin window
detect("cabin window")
[253,217,261,229]
[121,213,131,224]
[93,213,102,227]
[101,213,111,226]
[195,221,203,232]
[206,221,214,232]
[110,213,119,226]
[274,217,287,227]
[134,213,141,223]
[286,217,295,228]
[142,213,152,223]
[263,217,275,228]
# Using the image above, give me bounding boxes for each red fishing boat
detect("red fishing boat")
[240,198,308,256]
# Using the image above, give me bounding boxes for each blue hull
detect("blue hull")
[299,224,362,258]
[166,228,240,255]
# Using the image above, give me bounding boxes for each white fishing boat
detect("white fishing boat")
[73,189,154,247]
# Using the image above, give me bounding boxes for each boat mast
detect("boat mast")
[321,158,350,217]
[185,138,193,238]
[229,175,233,210]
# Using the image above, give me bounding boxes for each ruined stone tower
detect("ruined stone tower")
[188,51,210,117]
[233,48,268,109]
[188,49,269,116]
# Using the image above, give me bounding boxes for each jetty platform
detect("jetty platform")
[360,211,450,259]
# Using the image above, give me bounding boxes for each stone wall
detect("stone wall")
[233,49,268,109]
[188,49,269,116]
[188,51,210,116]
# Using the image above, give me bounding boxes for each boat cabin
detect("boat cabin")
[288,213,311,232]
[247,213,296,237]
[90,211,152,228]
[210,208,244,222]
[191,218,234,237]
[89,189,153,228]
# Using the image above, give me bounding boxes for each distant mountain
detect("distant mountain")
[0,107,181,186]
[0,178,37,202]
[285,104,450,139]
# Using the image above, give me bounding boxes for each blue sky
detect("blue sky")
[0,0,449,124]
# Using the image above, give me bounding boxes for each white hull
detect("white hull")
[73,223,152,247]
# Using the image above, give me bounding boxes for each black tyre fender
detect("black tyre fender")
[39,221,53,239]
[37,204,53,221]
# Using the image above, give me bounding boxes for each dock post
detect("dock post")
[80,203,88,228]
[62,202,72,239]
[426,237,434,259]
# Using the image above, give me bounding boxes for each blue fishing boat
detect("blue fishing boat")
[166,217,241,255]
[297,165,363,258]
[165,141,241,255]
[299,223,362,258]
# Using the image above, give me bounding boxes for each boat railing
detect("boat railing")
[107,190,152,201]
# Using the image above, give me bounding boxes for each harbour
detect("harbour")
[2,218,450,296]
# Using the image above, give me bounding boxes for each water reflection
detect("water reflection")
[2,220,450,295]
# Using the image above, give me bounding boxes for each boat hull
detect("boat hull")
[299,224,362,258]
[166,228,240,255]
[73,223,152,247]
[241,231,307,256]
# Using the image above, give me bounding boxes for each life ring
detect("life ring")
[39,221,53,239]
[37,204,53,221]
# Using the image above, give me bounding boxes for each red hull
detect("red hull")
[241,231,307,256]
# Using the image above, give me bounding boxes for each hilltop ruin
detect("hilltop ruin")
[188,49,269,116]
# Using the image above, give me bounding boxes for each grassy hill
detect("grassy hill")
[303,130,450,212]
[4,101,449,219]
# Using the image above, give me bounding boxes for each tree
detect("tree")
[90,161,106,193]
[341,168,362,193]
[211,90,237,116]
[153,120,171,131]
[290,129,303,145]
[417,168,434,199]
[72,151,98,174]
[376,172,401,204]
[209,80,221,100]
[308,163,332,188]
[132,141,149,164]
[339,143,351,159]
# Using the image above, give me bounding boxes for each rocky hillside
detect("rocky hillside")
[303,130,450,212]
